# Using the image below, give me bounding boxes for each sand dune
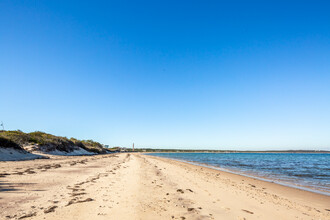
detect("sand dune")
[0,148,46,161]
[0,153,329,220]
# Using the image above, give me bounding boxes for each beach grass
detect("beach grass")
[0,130,107,154]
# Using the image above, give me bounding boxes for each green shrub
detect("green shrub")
[0,130,108,154]
[0,137,22,150]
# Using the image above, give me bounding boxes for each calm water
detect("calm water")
[149,153,330,195]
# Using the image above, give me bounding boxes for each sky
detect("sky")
[1,0,330,150]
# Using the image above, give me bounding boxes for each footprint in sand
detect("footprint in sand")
[44,206,58,214]
[18,212,37,219]
[220,206,231,212]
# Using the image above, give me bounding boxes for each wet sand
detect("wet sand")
[0,153,329,219]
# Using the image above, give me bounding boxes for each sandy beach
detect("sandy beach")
[0,153,329,220]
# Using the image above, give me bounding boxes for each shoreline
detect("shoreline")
[143,154,330,219]
[147,154,330,196]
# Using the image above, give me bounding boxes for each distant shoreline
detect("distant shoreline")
[137,149,330,153]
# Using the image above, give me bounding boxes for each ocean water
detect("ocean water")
[149,152,330,195]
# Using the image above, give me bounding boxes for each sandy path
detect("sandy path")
[0,153,329,220]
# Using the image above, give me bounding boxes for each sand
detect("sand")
[0,146,95,162]
[0,153,329,220]
[0,148,45,161]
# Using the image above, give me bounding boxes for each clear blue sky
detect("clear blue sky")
[1,1,329,150]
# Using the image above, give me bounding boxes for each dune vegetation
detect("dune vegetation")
[0,130,108,154]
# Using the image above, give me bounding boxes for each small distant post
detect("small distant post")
[0,121,4,131]
[133,143,134,152]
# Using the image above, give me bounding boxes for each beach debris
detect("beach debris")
[187,207,195,212]
[177,189,184,193]
[242,209,254,214]
[186,188,194,192]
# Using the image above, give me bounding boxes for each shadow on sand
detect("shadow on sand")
[0,181,43,194]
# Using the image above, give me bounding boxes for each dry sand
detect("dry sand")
[0,153,329,220]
